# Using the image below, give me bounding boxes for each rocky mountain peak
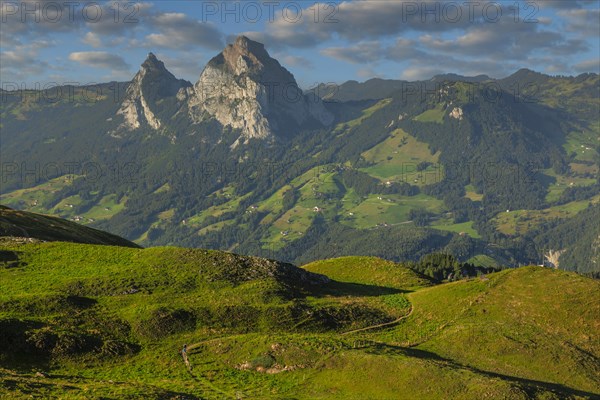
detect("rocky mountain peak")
[206,35,292,82]
[112,37,333,142]
[232,35,269,59]
[141,52,167,72]
[234,35,255,48]
[114,53,191,134]
[136,53,187,92]
[188,35,333,142]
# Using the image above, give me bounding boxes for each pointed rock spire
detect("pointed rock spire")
[187,35,333,141]
[142,52,169,73]
[114,52,191,133]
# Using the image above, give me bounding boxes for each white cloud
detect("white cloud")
[255,0,596,75]
[400,66,444,81]
[573,58,600,73]
[280,55,314,69]
[1,0,597,84]
[539,0,597,10]
[0,1,154,43]
[357,67,380,79]
[321,41,383,64]
[0,41,52,81]
[145,13,224,50]
[68,51,130,70]
[257,1,522,50]
[155,54,203,81]
[82,32,102,48]
[558,8,600,35]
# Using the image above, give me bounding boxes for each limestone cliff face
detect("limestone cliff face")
[115,53,191,133]
[186,36,333,141]
[113,37,333,142]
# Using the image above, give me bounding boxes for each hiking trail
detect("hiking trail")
[341,305,414,335]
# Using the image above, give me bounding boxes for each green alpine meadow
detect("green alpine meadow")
[1,207,599,399]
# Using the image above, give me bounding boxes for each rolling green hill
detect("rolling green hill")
[0,211,598,399]
[302,256,434,290]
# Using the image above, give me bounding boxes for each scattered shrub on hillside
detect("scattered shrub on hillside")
[50,331,100,356]
[136,307,196,340]
[0,320,43,356]
[0,250,21,268]
[97,317,133,340]
[380,294,410,310]
[25,328,57,354]
[259,301,313,331]
[0,294,97,316]
[251,354,275,369]
[100,340,140,357]
[0,321,112,359]
[210,305,261,331]
[312,304,393,331]
[64,278,151,296]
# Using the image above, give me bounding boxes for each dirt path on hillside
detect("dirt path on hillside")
[181,297,418,395]
[181,357,242,400]
[341,305,414,335]
[186,334,247,352]
[182,335,253,399]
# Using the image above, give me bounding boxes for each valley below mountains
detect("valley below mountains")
[1,35,599,274]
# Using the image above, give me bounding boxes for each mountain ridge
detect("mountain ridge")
[0,36,598,272]
[114,52,192,135]
[111,35,334,143]
[0,205,141,248]
[312,69,599,102]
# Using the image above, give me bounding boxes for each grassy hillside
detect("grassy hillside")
[493,194,600,235]
[1,237,598,399]
[0,205,139,248]
[303,256,434,291]
[373,267,600,395]
[360,128,441,186]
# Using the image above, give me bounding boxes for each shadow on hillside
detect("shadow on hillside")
[307,280,407,298]
[0,319,52,372]
[2,378,75,394]
[0,249,24,268]
[362,343,600,398]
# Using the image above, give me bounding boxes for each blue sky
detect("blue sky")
[1,0,599,88]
